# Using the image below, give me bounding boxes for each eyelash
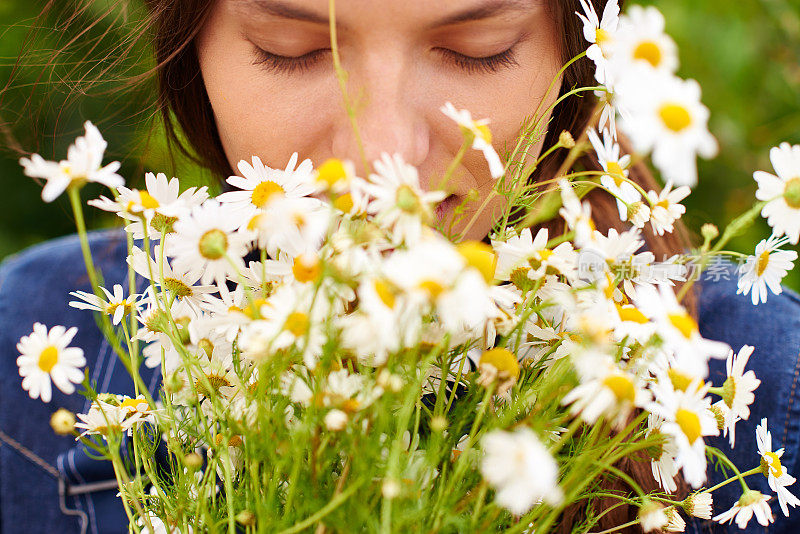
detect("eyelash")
[250,45,519,75]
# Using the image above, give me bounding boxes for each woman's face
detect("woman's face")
[197,0,562,240]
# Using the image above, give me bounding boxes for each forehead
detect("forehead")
[233,0,548,30]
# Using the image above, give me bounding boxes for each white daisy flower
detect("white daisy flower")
[19,120,124,202]
[715,345,760,447]
[633,283,730,379]
[617,72,717,187]
[168,199,251,289]
[756,418,800,517]
[440,102,504,178]
[588,127,641,224]
[69,284,140,325]
[754,142,800,244]
[362,153,446,245]
[647,376,719,488]
[90,172,208,238]
[639,500,669,532]
[248,194,329,259]
[683,491,713,519]
[646,181,690,236]
[713,490,773,529]
[609,6,678,77]
[562,353,650,429]
[127,245,217,313]
[217,153,319,218]
[480,427,563,515]
[736,233,798,305]
[16,323,86,403]
[74,400,140,440]
[492,227,576,284]
[576,0,620,87]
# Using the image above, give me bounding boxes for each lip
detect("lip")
[434,194,458,221]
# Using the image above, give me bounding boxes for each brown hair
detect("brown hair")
[6,1,696,531]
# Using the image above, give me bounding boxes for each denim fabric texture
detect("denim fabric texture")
[0,230,798,533]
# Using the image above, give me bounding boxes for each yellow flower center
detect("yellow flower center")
[756,249,771,277]
[164,277,193,298]
[616,304,650,324]
[285,312,309,337]
[333,192,354,213]
[606,161,626,186]
[595,27,612,45]
[475,123,492,144]
[138,190,160,209]
[603,373,636,403]
[418,279,446,299]
[316,158,348,188]
[456,241,497,284]
[479,348,520,380]
[658,103,692,133]
[668,312,698,339]
[38,346,58,373]
[251,181,285,208]
[668,369,695,392]
[763,451,783,478]
[120,397,147,412]
[373,279,396,309]
[633,40,663,68]
[292,254,321,283]
[195,374,231,398]
[676,408,702,444]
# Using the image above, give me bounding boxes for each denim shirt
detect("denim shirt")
[0,229,798,533]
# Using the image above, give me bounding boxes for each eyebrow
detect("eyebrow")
[240,0,533,29]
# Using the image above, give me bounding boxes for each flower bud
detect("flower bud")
[324,409,348,431]
[701,223,719,241]
[184,452,203,469]
[50,408,76,436]
[559,130,576,149]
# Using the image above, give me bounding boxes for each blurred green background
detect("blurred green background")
[1,0,799,287]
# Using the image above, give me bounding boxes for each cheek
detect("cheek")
[197,18,339,169]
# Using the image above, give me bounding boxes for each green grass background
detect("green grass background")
[1,0,798,288]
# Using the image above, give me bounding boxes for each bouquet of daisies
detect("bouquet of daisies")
[14,1,800,532]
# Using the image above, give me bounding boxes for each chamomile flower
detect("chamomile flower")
[713,490,773,529]
[19,121,123,202]
[646,181,690,236]
[609,6,678,77]
[618,73,717,187]
[683,491,713,519]
[362,153,446,245]
[74,400,138,440]
[715,345,760,447]
[217,153,319,217]
[90,172,208,238]
[248,195,328,259]
[754,142,800,244]
[16,323,86,403]
[576,0,620,86]
[440,102,504,178]
[69,284,139,325]
[648,376,719,488]
[562,354,649,429]
[168,199,251,289]
[736,233,798,305]
[492,227,576,284]
[480,427,563,515]
[128,245,217,313]
[588,127,641,224]
[756,418,800,516]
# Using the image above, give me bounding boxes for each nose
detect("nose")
[330,49,430,181]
